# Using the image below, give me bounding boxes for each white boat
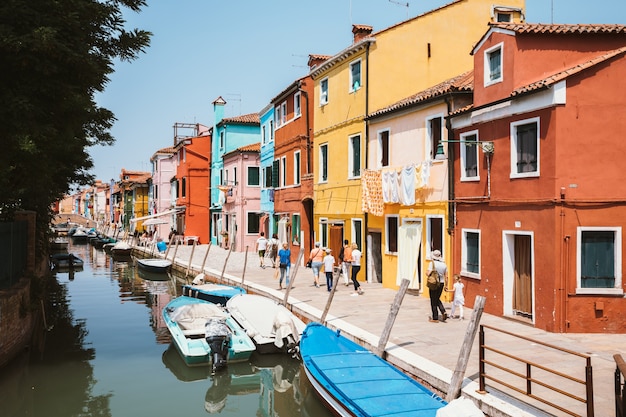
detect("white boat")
[110,241,132,259]
[136,258,172,273]
[226,294,306,354]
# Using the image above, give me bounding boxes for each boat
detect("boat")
[226,294,306,355]
[299,322,447,417]
[182,278,246,305]
[49,236,69,252]
[162,296,256,371]
[136,258,172,273]
[110,241,133,260]
[50,253,84,270]
[70,227,89,243]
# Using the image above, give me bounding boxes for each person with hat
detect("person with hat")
[322,248,336,292]
[427,249,447,322]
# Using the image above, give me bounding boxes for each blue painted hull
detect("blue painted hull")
[182,283,246,305]
[300,322,446,417]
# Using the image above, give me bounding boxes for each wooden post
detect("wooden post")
[446,295,486,402]
[220,243,233,282]
[376,278,410,358]
[170,238,180,264]
[164,238,172,259]
[185,240,197,279]
[283,247,305,305]
[241,246,249,285]
[200,242,212,273]
[320,265,342,324]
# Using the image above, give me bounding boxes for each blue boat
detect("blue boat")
[182,282,246,305]
[300,322,446,417]
[163,296,256,372]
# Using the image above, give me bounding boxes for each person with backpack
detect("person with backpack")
[426,250,447,322]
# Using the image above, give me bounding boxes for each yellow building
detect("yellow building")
[311,0,524,288]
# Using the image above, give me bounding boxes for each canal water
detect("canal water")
[0,242,332,417]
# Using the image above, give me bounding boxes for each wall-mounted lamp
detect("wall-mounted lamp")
[439,139,495,155]
[435,141,446,160]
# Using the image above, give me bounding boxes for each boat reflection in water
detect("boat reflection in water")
[163,344,331,416]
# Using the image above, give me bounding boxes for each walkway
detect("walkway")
[138,242,624,417]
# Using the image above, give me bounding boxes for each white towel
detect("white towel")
[400,165,415,205]
[382,169,400,203]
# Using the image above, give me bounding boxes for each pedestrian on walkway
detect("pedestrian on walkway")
[445,274,465,320]
[255,232,268,268]
[267,233,279,268]
[322,248,336,292]
[350,243,363,295]
[308,242,324,288]
[339,239,352,286]
[277,242,291,289]
[427,250,447,322]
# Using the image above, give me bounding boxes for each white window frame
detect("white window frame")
[246,165,260,187]
[510,117,540,179]
[319,143,328,183]
[385,214,399,255]
[219,130,225,149]
[281,101,287,125]
[294,92,301,118]
[576,226,623,295]
[319,218,328,247]
[320,77,329,106]
[460,130,480,181]
[294,150,301,185]
[246,210,263,235]
[275,104,282,127]
[461,228,481,279]
[351,218,362,251]
[281,156,287,187]
[426,214,445,260]
[348,134,361,179]
[262,124,267,145]
[378,129,390,168]
[269,120,274,141]
[484,42,504,86]
[349,59,362,93]
[426,114,444,160]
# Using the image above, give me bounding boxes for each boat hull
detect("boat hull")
[182,283,246,306]
[300,322,446,417]
[137,258,172,273]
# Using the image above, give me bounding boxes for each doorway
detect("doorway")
[368,232,383,283]
[503,231,534,322]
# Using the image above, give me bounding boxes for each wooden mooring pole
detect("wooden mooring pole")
[376,278,410,357]
[241,246,249,285]
[199,242,212,273]
[185,240,197,279]
[283,247,304,306]
[320,265,342,324]
[220,243,234,282]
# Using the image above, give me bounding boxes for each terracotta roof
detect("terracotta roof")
[489,22,626,34]
[237,143,260,152]
[512,46,626,96]
[368,71,473,119]
[221,112,260,125]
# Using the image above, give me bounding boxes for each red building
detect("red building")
[449,23,626,333]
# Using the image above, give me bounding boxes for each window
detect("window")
[219,130,225,149]
[269,120,274,141]
[262,125,267,144]
[462,229,480,277]
[263,166,272,188]
[294,92,301,117]
[224,169,229,185]
[281,156,287,187]
[181,177,186,198]
[291,214,301,244]
[378,129,389,168]
[154,184,158,199]
[386,215,399,253]
[319,219,328,247]
[320,78,329,105]
[233,167,237,185]
[247,166,260,186]
[272,159,280,188]
[510,117,540,178]
[294,151,301,185]
[247,211,262,234]
[484,43,503,85]
[427,216,443,257]
[275,105,282,127]
[350,59,361,92]
[460,131,479,181]
[352,218,362,252]
[427,116,443,160]
[319,143,328,182]
[349,134,361,178]
[577,227,622,294]
[281,101,287,125]
[219,169,223,186]
[496,12,511,22]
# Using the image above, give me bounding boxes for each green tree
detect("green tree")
[0,0,151,234]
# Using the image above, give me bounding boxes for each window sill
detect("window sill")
[575,288,624,296]
[461,271,480,280]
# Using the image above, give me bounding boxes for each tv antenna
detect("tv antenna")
[389,0,409,19]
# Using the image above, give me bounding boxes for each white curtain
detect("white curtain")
[396,222,422,289]
[277,217,289,244]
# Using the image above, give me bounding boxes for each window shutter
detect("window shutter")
[272,160,279,188]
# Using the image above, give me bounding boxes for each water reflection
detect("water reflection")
[0,241,331,417]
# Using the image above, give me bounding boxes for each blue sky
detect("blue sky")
[91,0,626,182]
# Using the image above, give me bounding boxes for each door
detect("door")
[329,225,344,258]
[368,232,383,283]
[513,235,533,319]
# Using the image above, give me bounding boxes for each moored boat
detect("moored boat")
[163,296,256,371]
[136,258,172,273]
[226,294,305,355]
[50,253,84,270]
[110,241,133,260]
[300,322,447,417]
[182,278,246,306]
[50,236,69,252]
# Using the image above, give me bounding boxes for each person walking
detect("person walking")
[277,242,291,289]
[427,250,447,322]
[255,232,268,268]
[349,243,363,296]
[339,239,352,286]
[322,248,336,292]
[446,275,465,320]
[308,242,324,288]
[267,233,279,268]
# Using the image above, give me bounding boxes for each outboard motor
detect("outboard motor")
[205,318,231,372]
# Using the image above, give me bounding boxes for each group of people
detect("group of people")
[426,249,465,322]
[308,240,363,296]
[255,232,292,289]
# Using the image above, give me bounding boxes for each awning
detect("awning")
[130,209,181,223]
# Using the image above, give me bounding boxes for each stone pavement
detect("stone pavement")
[138,242,624,417]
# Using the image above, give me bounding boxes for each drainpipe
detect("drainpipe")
[444,95,456,279]
[364,41,371,283]
[298,82,311,174]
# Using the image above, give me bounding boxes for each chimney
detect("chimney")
[352,24,373,43]
[308,54,331,71]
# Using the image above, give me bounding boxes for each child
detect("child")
[322,248,336,292]
[446,275,465,320]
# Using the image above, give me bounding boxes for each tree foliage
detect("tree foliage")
[0,0,151,229]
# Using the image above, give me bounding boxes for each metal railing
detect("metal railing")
[479,324,594,417]
[615,354,626,417]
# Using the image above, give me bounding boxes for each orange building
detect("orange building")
[449,23,626,333]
